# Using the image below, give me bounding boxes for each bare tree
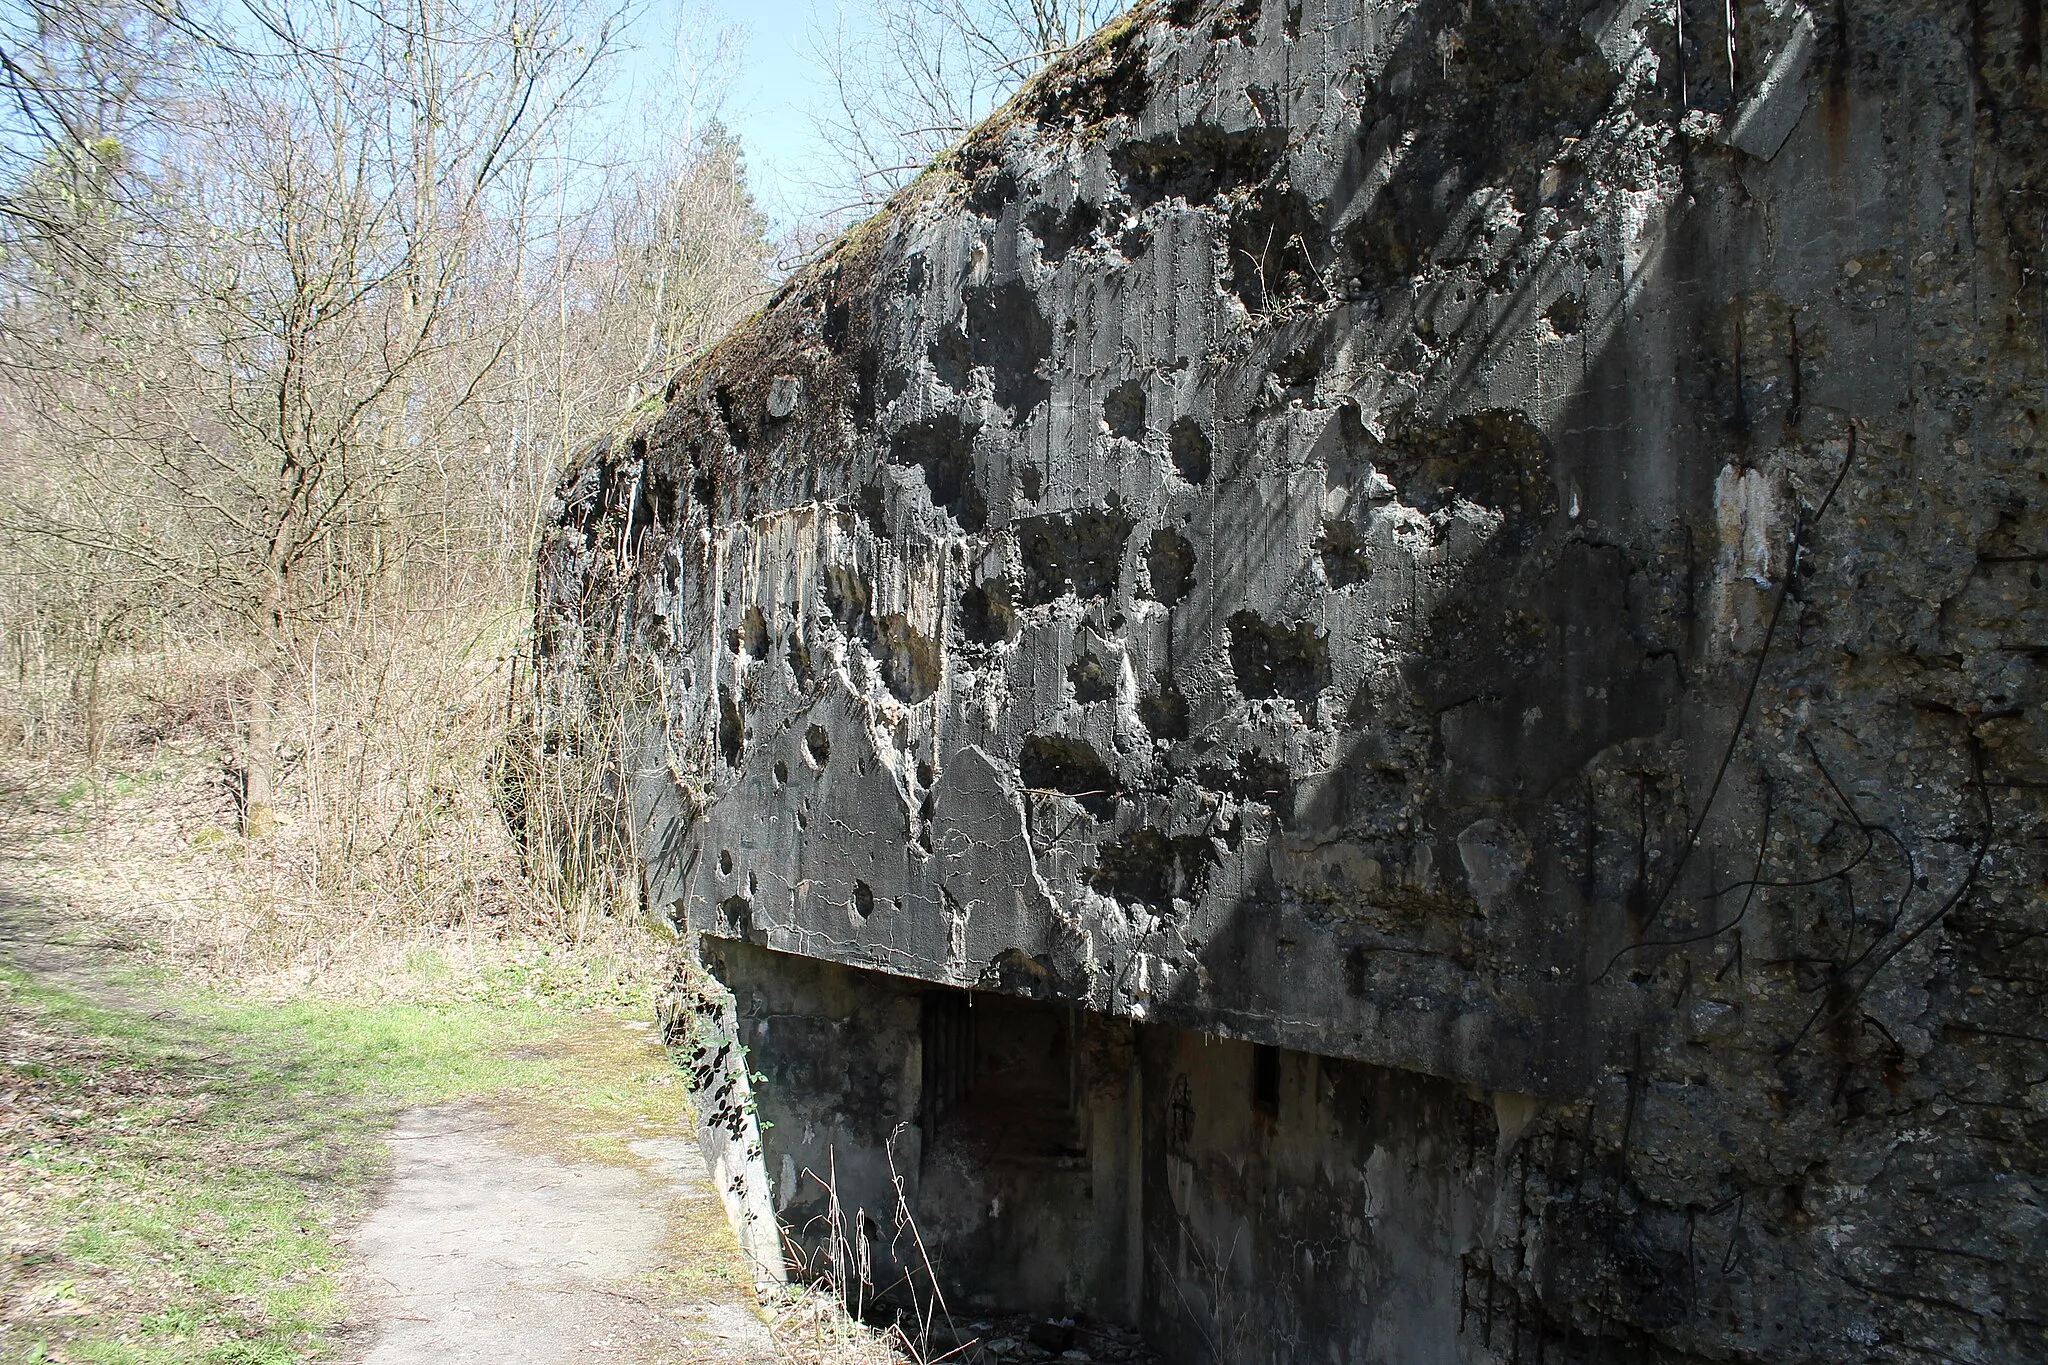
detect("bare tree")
[0,0,777,914]
[0,0,188,316]
[2,0,627,830]
[812,0,1130,211]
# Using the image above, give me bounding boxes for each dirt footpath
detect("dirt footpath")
[0,766,785,1365]
[353,1105,773,1364]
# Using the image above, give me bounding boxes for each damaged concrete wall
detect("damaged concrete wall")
[701,940,1499,1359]
[540,0,2048,1358]
[697,942,1149,1325]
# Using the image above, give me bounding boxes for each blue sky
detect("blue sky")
[712,0,836,222]
[635,0,849,229]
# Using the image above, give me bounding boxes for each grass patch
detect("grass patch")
[52,767,166,812]
[0,966,708,1363]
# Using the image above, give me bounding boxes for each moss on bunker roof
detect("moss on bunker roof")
[610,0,1168,477]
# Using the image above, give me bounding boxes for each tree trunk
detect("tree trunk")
[242,656,277,837]
[83,633,104,770]
[243,577,286,839]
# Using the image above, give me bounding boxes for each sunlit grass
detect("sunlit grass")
[0,967,709,1364]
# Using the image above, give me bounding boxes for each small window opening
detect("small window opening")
[920,989,1083,1162]
[922,990,976,1137]
[1252,1043,1281,1119]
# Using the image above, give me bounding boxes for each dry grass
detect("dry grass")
[0,564,666,1005]
[766,1288,909,1365]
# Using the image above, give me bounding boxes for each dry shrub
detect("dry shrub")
[275,582,534,929]
[768,1286,910,1365]
[0,553,678,1007]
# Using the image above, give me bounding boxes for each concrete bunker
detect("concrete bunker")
[541,0,2048,1360]
[701,939,1508,1360]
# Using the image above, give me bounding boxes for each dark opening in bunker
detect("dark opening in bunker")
[1251,1042,1280,1118]
[698,941,1505,1362]
[920,990,1084,1164]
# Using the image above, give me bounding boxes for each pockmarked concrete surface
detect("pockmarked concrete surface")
[353,1105,773,1364]
[542,0,2048,1356]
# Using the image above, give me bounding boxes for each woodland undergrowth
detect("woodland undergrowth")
[0,560,664,1008]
